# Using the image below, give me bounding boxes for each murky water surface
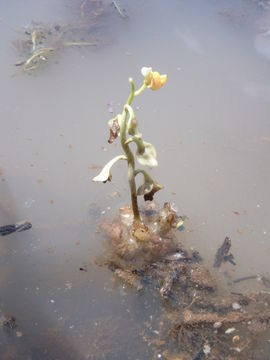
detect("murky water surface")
[1,0,270,359]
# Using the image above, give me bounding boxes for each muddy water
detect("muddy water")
[0,0,270,359]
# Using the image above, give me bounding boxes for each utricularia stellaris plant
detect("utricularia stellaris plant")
[93,67,167,223]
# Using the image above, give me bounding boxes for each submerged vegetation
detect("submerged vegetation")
[13,0,127,73]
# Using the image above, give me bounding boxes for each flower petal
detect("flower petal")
[151,72,167,90]
[141,66,152,77]
[141,66,153,87]
[92,155,127,183]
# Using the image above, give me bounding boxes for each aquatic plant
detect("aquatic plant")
[93,67,167,223]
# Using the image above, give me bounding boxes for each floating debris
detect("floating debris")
[63,41,98,47]
[97,201,270,358]
[232,302,241,310]
[213,321,222,329]
[233,275,259,284]
[176,218,184,231]
[232,335,240,344]
[22,47,54,72]
[225,327,236,334]
[111,1,128,19]
[203,344,211,355]
[165,249,187,262]
[233,274,270,289]
[79,265,88,272]
[213,236,236,268]
[13,0,122,74]
[2,315,17,330]
[0,220,32,236]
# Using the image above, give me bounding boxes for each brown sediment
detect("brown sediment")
[114,269,143,291]
[189,264,216,290]
[98,203,270,359]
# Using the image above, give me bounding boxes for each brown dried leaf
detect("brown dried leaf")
[108,119,120,144]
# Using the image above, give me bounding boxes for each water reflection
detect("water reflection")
[173,27,205,55]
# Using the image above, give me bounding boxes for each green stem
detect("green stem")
[135,83,147,96]
[134,169,154,183]
[125,135,145,154]
[127,78,135,105]
[120,78,141,221]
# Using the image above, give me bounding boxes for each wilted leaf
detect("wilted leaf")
[92,155,127,183]
[136,141,158,167]
[143,183,163,201]
[137,180,163,201]
[136,169,163,201]
[137,182,153,197]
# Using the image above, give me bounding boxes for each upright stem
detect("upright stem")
[120,78,140,221]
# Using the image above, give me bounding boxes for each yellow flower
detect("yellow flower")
[151,72,167,90]
[141,67,167,90]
